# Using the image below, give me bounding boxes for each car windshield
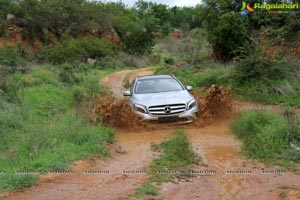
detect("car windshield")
[135,78,184,94]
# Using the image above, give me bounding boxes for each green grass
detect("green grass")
[0,174,38,191]
[150,129,200,183]
[0,65,116,192]
[230,111,300,166]
[279,192,288,199]
[22,84,72,118]
[131,183,159,198]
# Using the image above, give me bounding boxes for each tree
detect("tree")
[201,0,250,60]
[162,22,172,37]
[150,3,170,26]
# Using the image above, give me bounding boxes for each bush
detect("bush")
[58,68,83,86]
[232,55,287,85]
[163,55,175,65]
[123,30,155,55]
[40,39,83,64]
[40,37,116,64]
[79,36,116,58]
[231,111,300,164]
[0,45,26,68]
[201,1,250,60]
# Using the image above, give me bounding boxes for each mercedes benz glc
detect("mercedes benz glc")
[123,74,198,123]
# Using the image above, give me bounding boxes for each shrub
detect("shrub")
[0,45,26,68]
[201,1,250,60]
[40,39,83,64]
[123,30,155,55]
[231,111,300,164]
[79,36,116,58]
[232,55,287,85]
[40,37,116,64]
[163,55,175,65]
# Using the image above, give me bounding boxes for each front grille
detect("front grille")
[148,104,186,116]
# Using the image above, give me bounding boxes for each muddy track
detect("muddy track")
[3,68,300,200]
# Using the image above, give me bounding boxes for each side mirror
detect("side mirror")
[186,85,193,91]
[123,90,132,96]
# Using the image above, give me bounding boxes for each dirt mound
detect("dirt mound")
[194,85,232,126]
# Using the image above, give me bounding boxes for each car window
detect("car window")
[130,79,135,94]
[135,78,184,94]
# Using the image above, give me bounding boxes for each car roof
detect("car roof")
[136,74,174,81]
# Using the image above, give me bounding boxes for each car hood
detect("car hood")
[132,90,194,107]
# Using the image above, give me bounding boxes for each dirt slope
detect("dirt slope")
[3,68,300,200]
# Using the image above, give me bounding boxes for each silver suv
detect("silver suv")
[123,74,198,123]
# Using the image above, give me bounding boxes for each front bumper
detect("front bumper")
[133,105,198,124]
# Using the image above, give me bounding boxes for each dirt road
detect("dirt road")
[3,68,300,200]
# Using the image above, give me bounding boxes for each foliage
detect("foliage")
[150,130,200,182]
[132,183,159,198]
[161,22,172,37]
[122,29,155,55]
[3,0,110,37]
[232,54,287,85]
[231,111,300,165]
[0,174,38,191]
[0,45,26,67]
[22,84,72,118]
[153,29,211,66]
[40,36,116,64]
[200,0,250,60]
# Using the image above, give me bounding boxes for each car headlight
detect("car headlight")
[187,99,197,110]
[133,104,148,114]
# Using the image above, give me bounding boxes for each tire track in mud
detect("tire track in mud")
[3,68,300,200]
